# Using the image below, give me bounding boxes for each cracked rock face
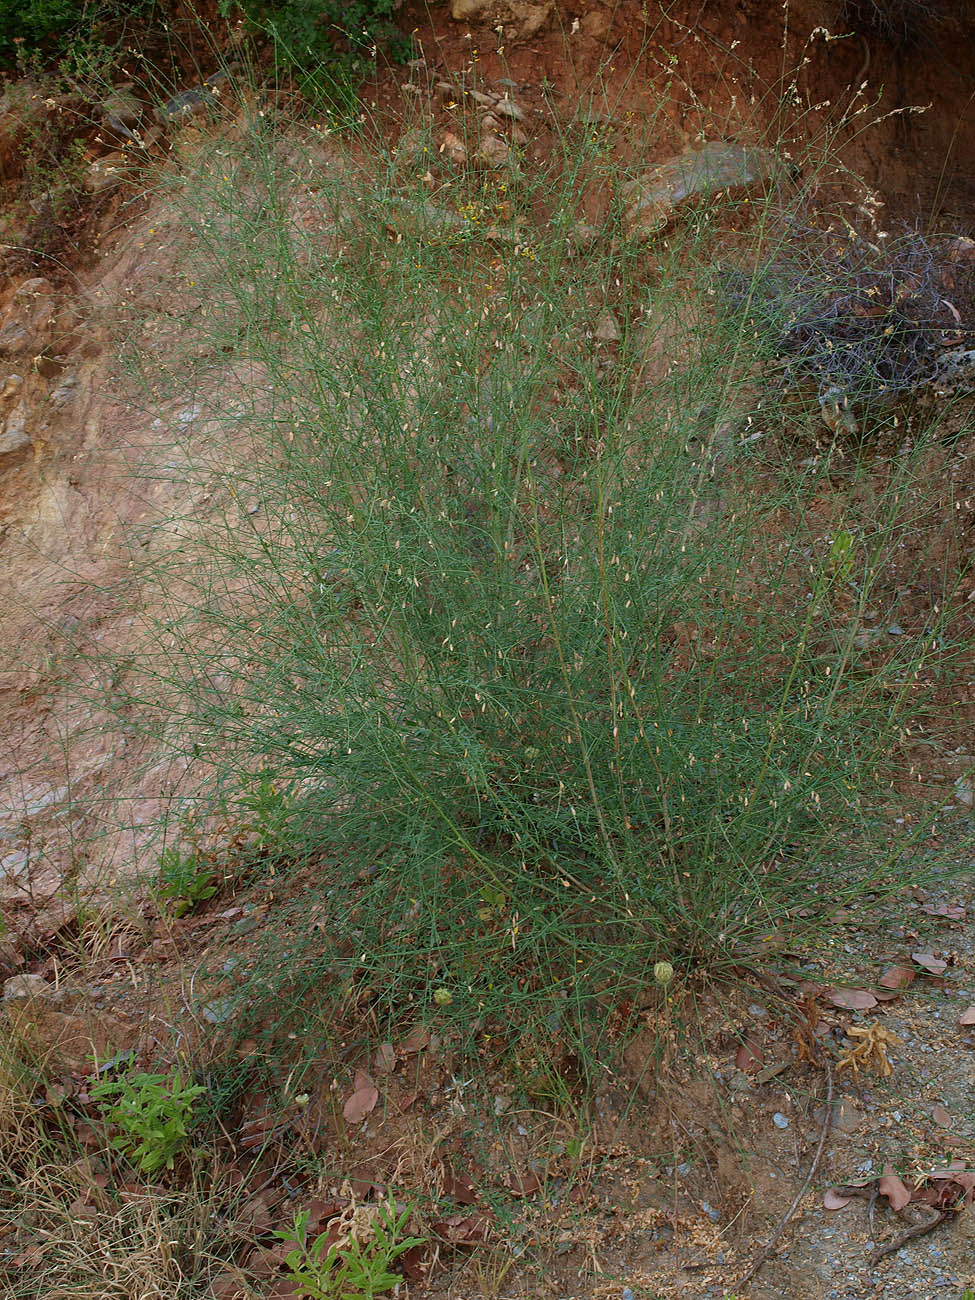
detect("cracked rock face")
[449,0,554,38]
[622,142,779,236]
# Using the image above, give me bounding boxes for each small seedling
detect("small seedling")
[276,1198,425,1300]
[155,845,218,917]
[237,768,294,853]
[91,1066,206,1173]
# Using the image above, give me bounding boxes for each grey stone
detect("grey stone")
[622,142,778,237]
[1,404,31,468]
[3,973,63,1003]
[594,311,621,343]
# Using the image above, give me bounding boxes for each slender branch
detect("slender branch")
[738,1059,833,1286]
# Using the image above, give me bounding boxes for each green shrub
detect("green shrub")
[218,0,410,74]
[0,0,82,63]
[103,99,967,1091]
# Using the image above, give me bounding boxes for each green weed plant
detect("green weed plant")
[277,1200,425,1300]
[91,1067,206,1173]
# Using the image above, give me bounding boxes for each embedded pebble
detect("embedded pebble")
[773,1111,790,1129]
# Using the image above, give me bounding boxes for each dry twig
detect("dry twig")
[869,1208,950,1266]
[738,1059,833,1286]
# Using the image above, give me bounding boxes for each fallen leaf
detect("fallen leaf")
[399,1244,428,1281]
[442,1162,479,1205]
[959,1007,975,1026]
[735,1036,763,1073]
[920,903,966,921]
[912,952,948,976]
[211,1275,248,1300]
[878,1170,912,1211]
[932,1103,952,1127]
[373,1043,396,1073]
[507,1170,542,1197]
[431,1212,492,1243]
[826,987,877,1011]
[824,1187,853,1210]
[398,1027,431,1055]
[238,1191,276,1234]
[878,965,914,990]
[343,1071,379,1124]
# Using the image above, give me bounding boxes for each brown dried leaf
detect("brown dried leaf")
[373,1043,396,1073]
[932,1103,952,1127]
[911,952,948,976]
[343,1072,379,1124]
[959,1007,975,1026]
[507,1170,542,1198]
[823,1187,853,1210]
[826,987,877,1011]
[878,965,914,990]
[920,903,966,921]
[878,1170,912,1211]
[735,1036,763,1073]
[398,1027,431,1055]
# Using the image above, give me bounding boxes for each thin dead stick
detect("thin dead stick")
[867,1185,879,1240]
[738,1059,833,1287]
[869,1208,949,1267]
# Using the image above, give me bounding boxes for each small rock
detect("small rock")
[1,373,24,398]
[594,311,621,343]
[3,973,62,1003]
[622,142,778,237]
[1,404,31,468]
[440,131,467,165]
[954,774,973,807]
[494,97,525,122]
[772,1111,790,1129]
[580,9,611,38]
[887,623,903,636]
[200,997,235,1025]
[101,84,144,128]
[478,134,510,167]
